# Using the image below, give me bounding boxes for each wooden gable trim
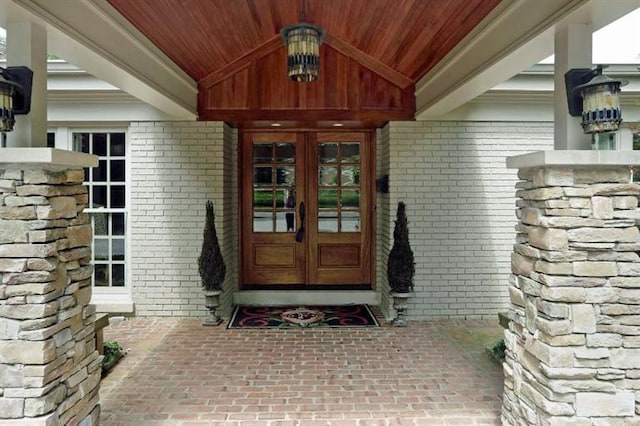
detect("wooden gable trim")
[199,36,282,89]
[324,34,413,89]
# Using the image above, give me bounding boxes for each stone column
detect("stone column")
[0,148,98,425]
[502,151,640,424]
[502,151,640,426]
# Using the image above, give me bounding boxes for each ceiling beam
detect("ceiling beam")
[3,0,197,119]
[415,0,640,119]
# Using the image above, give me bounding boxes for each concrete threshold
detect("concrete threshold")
[233,290,380,306]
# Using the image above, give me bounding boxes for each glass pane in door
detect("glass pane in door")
[317,141,361,233]
[252,142,296,233]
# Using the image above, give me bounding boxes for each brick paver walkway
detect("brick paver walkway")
[100,317,504,425]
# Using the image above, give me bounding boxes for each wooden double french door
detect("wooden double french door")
[240,131,374,288]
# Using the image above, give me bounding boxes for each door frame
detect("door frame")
[238,129,377,290]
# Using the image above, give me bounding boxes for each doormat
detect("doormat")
[227,305,380,329]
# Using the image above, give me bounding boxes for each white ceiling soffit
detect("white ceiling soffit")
[416,0,640,120]
[3,0,197,120]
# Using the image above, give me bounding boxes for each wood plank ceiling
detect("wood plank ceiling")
[107,0,501,127]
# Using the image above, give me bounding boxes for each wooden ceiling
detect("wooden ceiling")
[107,0,502,126]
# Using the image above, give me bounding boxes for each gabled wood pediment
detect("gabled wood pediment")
[197,38,415,127]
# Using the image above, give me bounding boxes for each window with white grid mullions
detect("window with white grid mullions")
[73,132,127,289]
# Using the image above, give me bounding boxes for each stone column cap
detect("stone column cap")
[0,148,98,170]
[507,150,640,169]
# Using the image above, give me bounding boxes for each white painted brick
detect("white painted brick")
[129,121,236,318]
[381,121,553,320]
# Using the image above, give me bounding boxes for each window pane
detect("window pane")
[93,133,107,156]
[74,133,90,153]
[341,211,360,232]
[111,160,125,182]
[92,186,107,208]
[110,133,125,156]
[94,239,109,261]
[93,213,109,235]
[112,264,125,287]
[112,213,125,236]
[47,133,55,148]
[276,211,295,233]
[319,167,338,186]
[341,143,360,162]
[275,143,295,163]
[318,212,338,233]
[275,189,286,208]
[319,189,338,209]
[253,144,272,163]
[341,166,360,186]
[94,264,109,286]
[342,190,360,208]
[111,186,125,208]
[113,239,125,261]
[319,143,338,163]
[253,211,272,232]
[94,160,107,182]
[253,167,273,187]
[253,189,273,209]
[276,167,295,186]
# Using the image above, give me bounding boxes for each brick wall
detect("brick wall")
[127,119,555,320]
[382,121,554,319]
[129,121,234,317]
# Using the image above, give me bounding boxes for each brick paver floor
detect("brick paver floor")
[100,316,504,425]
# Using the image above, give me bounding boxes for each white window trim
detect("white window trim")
[53,126,134,313]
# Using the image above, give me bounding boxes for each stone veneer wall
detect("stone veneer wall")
[502,165,640,423]
[0,168,100,425]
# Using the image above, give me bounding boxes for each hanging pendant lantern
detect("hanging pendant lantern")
[280,0,324,82]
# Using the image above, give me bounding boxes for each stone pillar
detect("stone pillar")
[502,151,640,424]
[0,149,99,425]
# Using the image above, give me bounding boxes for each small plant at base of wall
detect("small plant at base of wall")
[102,341,126,376]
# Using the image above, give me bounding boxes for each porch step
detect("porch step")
[233,290,380,306]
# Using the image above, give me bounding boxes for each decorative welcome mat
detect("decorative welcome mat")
[227,305,380,329]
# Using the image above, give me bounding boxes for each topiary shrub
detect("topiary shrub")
[198,201,226,291]
[387,201,415,293]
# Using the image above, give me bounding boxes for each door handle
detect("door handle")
[295,201,305,242]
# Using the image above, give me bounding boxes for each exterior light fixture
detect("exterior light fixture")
[280,0,324,82]
[0,66,33,132]
[564,65,626,134]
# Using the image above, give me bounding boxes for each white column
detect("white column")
[554,23,592,150]
[5,21,47,148]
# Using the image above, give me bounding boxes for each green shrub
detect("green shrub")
[490,339,506,361]
[102,340,125,375]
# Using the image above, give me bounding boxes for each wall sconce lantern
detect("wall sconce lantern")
[280,0,324,82]
[0,66,33,132]
[564,65,626,135]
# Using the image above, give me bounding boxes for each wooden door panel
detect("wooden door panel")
[318,245,360,266]
[254,244,296,266]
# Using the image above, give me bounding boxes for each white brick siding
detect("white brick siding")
[127,119,554,320]
[380,121,554,320]
[129,121,236,317]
